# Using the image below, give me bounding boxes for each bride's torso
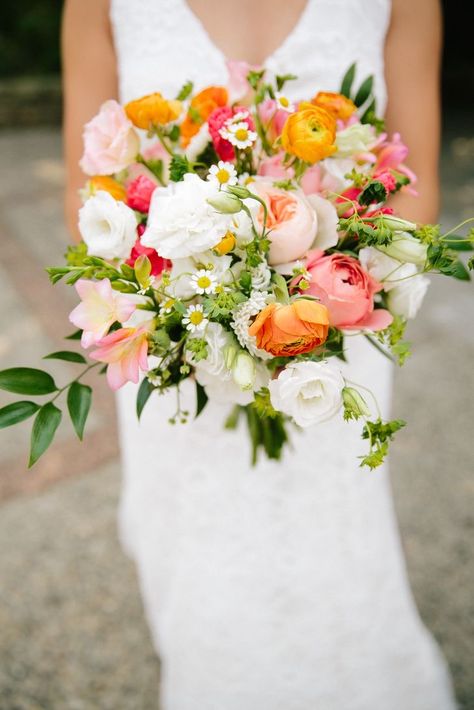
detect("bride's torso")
[110,0,391,110]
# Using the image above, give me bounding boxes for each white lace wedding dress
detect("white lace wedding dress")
[111,1,457,708]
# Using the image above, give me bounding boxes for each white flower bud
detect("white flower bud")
[207,192,243,214]
[379,232,427,265]
[232,351,256,391]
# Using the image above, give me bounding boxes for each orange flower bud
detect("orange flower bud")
[281,103,336,164]
[311,92,357,121]
[88,175,126,202]
[125,93,182,130]
[248,299,329,357]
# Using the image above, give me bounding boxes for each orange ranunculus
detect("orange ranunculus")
[88,175,126,201]
[180,86,228,147]
[125,93,182,130]
[311,92,357,121]
[248,299,329,357]
[281,103,336,164]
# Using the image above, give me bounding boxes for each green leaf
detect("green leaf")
[443,237,474,251]
[195,381,208,419]
[169,155,192,182]
[0,368,57,395]
[275,73,298,91]
[354,75,374,107]
[176,80,194,101]
[0,401,40,430]
[67,382,92,440]
[443,259,471,281]
[272,273,290,304]
[29,402,62,467]
[340,62,356,98]
[136,377,155,419]
[44,351,87,364]
[65,329,83,341]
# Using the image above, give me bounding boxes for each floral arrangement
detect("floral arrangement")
[0,63,472,468]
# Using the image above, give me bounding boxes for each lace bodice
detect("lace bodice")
[111,0,391,111]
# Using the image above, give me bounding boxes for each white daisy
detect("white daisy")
[238,171,255,187]
[161,298,176,315]
[207,161,238,188]
[182,304,208,332]
[220,121,257,150]
[190,269,218,295]
[275,92,295,113]
[230,110,252,124]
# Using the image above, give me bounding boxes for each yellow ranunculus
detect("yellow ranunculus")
[125,93,182,129]
[88,175,126,201]
[213,231,236,255]
[281,103,337,164]
[311,91,357,121]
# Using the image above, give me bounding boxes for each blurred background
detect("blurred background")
[0,2,473,708]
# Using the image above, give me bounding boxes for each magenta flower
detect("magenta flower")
[69,279,136,348]
[90,325,150,390]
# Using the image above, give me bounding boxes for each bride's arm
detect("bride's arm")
[62,0,118,241]
[384,0,442,224]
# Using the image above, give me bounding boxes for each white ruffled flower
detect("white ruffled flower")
[182,304,208,332]
[190,269,218,295]
[141,173,233,258]
[269,361,345,428]
[231,290,272,359]
[379,232,428,266]
[184,122,211,162]
[319,156,358,193]
[78,190,137,260]
[207,161,238,187]
[386,265,430,319]
[335,123,376,157]
[220,121,257,149]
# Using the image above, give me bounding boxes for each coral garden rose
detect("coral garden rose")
[303,250,393,331]
[180,86,228,147]
[252,181,317,265]
[281,103,336,163]
[79,190,138,260]
[88,175,127,202]
[126,175,157,213]
[311,92,357,121]
[80,100,139,176]
[248,299,329,357]
[125,93,181,130]
[269,360,345,428]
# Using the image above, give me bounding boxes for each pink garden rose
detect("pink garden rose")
[126,175,157,213]
[90,324,150,390]
[303,249,393,331]
[69,278,136,348]
[252,181,317,265]
[80,100,140,176]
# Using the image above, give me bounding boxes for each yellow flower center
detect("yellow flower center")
[216,168,230,184]
[235,128,249,142]
[279,96,290,108]
[189,310,204,325]
[196,275,212,289]
[163,298,175,310]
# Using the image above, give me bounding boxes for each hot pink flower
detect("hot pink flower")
[69,279,136,349]
[126,175,157,213]
[126,230,171,277]
[303,249,393,331]
[90,325,150,390]
[80,100,139,176]
[374,132,417,193]
[208,106,256,161]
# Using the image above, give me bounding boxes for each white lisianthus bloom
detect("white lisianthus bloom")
[379,232,428,266]
[79,190,137,260]
[359,247,405,291]
[193,323,267,405]
[335,123,376,157]
[184,123,211,162]
[306,193,340,250]
[387,265,430,319]
[141,174,234,258]
[269,361,345,428]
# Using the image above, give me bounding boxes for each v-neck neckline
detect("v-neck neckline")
[181,0,313,68]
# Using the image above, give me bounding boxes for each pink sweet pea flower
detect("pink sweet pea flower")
[226,59,259,102]
[374,132,417,193]
[90,324,150,390]
[69,279,136,348]
[302,249,393,331]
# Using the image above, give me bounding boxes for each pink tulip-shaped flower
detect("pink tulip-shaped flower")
[69,279,137,348]
[90,325,150,390]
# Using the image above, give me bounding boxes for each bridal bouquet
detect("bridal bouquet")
[1,64,472,468]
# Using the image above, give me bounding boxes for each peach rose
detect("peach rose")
[248,299,329,357]
[303,250,393,331]
[252,181,317,265]
[125,93,182,130]
[281,103,336,163]
[80,100,139,176]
